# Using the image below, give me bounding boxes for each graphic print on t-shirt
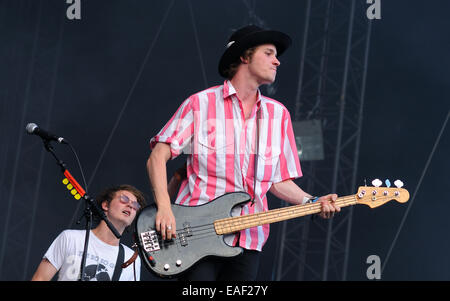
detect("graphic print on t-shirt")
[64,251,116,281]
[83,264,111,281]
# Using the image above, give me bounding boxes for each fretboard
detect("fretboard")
[214,195,357,235]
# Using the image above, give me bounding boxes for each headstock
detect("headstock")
[356,179,409,208]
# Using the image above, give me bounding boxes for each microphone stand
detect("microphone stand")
[42,139,121,281]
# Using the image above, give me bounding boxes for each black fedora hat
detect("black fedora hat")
[218,25,292,78]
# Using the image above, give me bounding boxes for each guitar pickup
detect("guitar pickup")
[183,222,193,237]
[140,230,160,252]
[179,232,188,247]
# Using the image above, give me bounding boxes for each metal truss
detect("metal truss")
[273,0,373,281]
[0,0,65,280]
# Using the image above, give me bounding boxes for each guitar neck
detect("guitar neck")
[214,195,357,235]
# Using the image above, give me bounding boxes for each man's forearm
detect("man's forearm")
[269,179,313,205]
[147,143,171,208]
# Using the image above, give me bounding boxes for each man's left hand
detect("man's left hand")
[317,194,340,219]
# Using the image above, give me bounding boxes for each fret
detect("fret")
[214,195,357,235]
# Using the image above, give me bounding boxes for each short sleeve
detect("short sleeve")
[150,97,194,160]
[43,230,70,271]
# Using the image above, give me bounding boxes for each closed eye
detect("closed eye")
[265,48,277,57]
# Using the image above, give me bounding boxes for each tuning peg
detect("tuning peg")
[385,179,391,188]
[372,179,382,187]
[394,180,404,188]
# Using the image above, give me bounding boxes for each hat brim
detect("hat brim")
[218,30,292,78]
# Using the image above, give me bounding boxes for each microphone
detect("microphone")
[26,123,67,144]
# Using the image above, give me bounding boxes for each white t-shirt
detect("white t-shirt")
[44,229,141,281]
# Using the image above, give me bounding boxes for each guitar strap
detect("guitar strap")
[112,244,124,281]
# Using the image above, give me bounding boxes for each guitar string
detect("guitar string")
[153,197,358,247]
[214,198,357,234]
[156,194,397,249]
[156,196,358,242]
[175,201,357,244]
[174,202,342,245]
[155,188,399,239]
[169,195,358,233]
[214,189,405,232]
[148,191,404,252]
[214,197,357,229]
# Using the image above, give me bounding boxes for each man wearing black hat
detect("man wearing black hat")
[147,25,340,280]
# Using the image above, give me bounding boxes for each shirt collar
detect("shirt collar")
[223,80,236,99]
[223,80,263,105]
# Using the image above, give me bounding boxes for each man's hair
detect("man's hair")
[222,47,257,80]
[93,184,146,223]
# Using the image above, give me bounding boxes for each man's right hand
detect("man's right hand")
[155,204,177,240]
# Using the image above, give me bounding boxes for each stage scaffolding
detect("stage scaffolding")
[272,0,373,281]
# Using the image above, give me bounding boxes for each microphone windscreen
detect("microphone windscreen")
[26,123,38,134]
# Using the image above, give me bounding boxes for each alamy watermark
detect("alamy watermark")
[366,255,381,280]
[367,0,381,20]
[66,0,81,20]
[66,1,379,21]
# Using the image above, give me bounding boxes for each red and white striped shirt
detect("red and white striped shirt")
[150,80,302,251]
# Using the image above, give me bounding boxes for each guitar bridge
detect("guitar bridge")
[140,230,160,252]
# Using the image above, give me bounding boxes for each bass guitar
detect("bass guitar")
[135,181,409,278]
